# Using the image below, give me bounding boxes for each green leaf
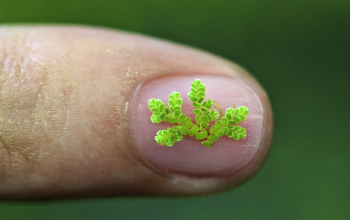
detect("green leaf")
[190,97,198,102]
[200,122,209,131]
[179,124,189,135]
[201,140,212,148]
[209,125,216,134]
[239,115,246,121]
[202,100,213,109]
[228,120,237,125]
[179,114,186,125]
[223,127,229,135]
[175,99,183,105]
[192,103,202,108]
[164,114,171,122]
[233,126,240,132]
[232,116,241,123]
[174,110,182,118]
[148,98,156,107]
[158,113,165,120]
[169,117,178,124]
[208,134,219,143]
[233,126,247,140]
[155,100,162,107]
[201,116,209,123]
[174,92,180,99]
[166,135,175,146]
[151,115,161,123]
[197,87,205,93]
[173,106,181,112]
[155,136,163,144]
[197,92,205,98]
[155,129,171,144]
[176,131,183,141]
[158,104,164,112]
[215,130,224,137]
[168,100,175,107]
[188,125,200,136]
[169,92,180,101]
[215,120,222,129]
[221,117,228,126]
[173,126,181,131]
[164,108,169,114]
[210,110,219,120]
[195,116,201,124]
[195,131,208,140]
[193,109,203,116]
[158,129,168,136]
[185,117,194,127]
[193,79,201,86]
[168,128,176,134]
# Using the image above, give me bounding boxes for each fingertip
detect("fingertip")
[0,26,273,199]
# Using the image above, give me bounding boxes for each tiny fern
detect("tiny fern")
[148,79,249,147]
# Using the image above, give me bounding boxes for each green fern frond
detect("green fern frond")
[149,79,249,147]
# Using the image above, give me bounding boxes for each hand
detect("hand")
[0,26,273,200]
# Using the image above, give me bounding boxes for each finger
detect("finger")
[0,25,273,200]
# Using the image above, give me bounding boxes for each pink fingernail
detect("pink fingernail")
[130,75,264,177]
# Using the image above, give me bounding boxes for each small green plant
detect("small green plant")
[148,79,249,147]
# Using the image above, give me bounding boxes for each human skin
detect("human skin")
[0,26,273,200]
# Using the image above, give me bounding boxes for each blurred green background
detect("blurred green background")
[0,0,349,219]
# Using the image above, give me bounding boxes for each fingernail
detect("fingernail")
[129,75,264,177]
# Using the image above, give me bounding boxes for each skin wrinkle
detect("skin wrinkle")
[33,72,49,105]
[0,35,29,178]
[38,34,142,192]
[58,77,77,142]
[0,29,60,181]
[0,134,12,178]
